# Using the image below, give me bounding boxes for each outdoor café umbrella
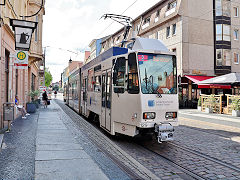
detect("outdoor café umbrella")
[198,72,240,85]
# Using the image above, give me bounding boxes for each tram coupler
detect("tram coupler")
[154,123,174,143]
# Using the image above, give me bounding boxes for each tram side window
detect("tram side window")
[94,75,101,92]
[113,57,126,93]
[128,53,139,94]
[88,69,94,91]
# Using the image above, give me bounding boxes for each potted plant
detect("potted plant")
[197,97,202,111]
[27,90,40,113]
[232,98,240,117]
[205,94,215,113]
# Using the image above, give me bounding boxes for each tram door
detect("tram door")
[83,77,88,115]
[101,69,112,131]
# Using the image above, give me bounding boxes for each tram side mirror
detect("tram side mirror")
[113,72,117,85]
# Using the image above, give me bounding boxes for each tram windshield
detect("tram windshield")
[138,53,177,94]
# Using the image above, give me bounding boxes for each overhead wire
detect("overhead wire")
[96,0,139,39]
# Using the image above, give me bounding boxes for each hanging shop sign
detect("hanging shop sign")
[14,50,28,69]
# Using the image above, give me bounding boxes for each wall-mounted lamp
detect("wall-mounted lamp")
[10,19,38,51]
[0,0,5,5]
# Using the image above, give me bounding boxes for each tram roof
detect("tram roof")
[82,47,128,71]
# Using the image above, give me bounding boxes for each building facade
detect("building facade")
[0,0,44,129]
[96,0,240,107]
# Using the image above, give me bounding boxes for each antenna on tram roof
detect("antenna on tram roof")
[101,14,133,48]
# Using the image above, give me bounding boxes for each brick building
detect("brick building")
[0,0,45,129]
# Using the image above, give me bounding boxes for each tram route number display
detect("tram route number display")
[138,54,170,63]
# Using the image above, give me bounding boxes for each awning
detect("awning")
[185,75,215,83]
[185,75,231,89]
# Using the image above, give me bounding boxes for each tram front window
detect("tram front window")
[138,53,177,94]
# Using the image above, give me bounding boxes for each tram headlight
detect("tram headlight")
[143,112,156,119]
[165,112,177,119]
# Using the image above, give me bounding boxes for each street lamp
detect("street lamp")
[10,19,38,51]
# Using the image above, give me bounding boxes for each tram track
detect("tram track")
[168,142,240,173]
[139,139,240,180]
[56,100,240,179]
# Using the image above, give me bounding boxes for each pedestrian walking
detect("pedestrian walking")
[42,91,48,108]
[15,95,30,119]
[54,90,57,98]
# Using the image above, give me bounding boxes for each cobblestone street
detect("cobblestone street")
[1,97,240,180]
[55,98,240,180]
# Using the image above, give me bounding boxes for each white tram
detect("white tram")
[66,38,178,143]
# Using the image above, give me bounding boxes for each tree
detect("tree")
[45,69,53,87]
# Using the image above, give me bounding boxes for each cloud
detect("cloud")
[43,0,160,82]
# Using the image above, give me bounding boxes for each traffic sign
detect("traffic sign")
[14,50,28,69]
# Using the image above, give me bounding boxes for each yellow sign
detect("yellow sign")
[17,51,26,61]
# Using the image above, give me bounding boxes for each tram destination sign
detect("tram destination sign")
[14,50,28,69]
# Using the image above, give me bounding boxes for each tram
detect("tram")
[65,38,178,143]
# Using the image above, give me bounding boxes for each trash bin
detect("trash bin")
[3,103,14,131]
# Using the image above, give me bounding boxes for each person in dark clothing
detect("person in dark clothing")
[54,91,57,98]
[42,91,48,108]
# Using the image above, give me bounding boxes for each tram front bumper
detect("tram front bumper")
[154,123,174,143]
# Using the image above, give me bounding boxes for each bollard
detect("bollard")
[3,103,14,132]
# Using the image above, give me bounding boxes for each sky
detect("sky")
[43,0,160,82]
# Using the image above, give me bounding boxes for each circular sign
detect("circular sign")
[17,51,26,61]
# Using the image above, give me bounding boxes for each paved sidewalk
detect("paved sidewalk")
[35,103,109,180]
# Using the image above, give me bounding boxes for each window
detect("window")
[216,49,222,66]
[167,1,177,10]
[35,16,38,42]
[234,29,239,40]
[31,73,36,91]
[127,53,139,94]
[16,69,18,95]
[155,10,160,22]
[223,49,231,66]
[88,69,94,91]
[216,0,231,17]
[216,24,230,41]
[142,16,151,29]
[94,76,101,92]
[172,24,176,35]
[223,24,230,41]
[234,53,239,64]
[166,26,170,38]
[113,57,126,93]
[216,24,222,40]
[233,7,239,17]
[216,49,231,66]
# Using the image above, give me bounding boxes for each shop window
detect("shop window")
[127,53,139,94]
